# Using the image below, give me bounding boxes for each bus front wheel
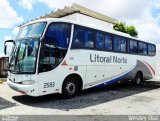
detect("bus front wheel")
[62,77,79,99]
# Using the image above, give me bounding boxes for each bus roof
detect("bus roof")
[24,18,155,45]
[19,3,155,45]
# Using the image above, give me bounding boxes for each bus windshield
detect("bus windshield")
[17,22,46,39]
[8,22,47,74]
[9,39,39,74]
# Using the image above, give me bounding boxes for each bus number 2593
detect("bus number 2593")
[44,82,55,88]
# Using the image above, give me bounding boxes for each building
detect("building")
[0,55,9,78]
[20,3,117,30]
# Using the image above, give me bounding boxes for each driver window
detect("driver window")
[39,23,71,73]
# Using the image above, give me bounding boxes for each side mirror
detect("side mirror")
[4,40,15,55]
[4,45,7,55]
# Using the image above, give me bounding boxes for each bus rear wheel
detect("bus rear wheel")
[62,77,79,99]
[133,72,143,86]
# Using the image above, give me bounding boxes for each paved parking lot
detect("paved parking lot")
[0,81,160,115]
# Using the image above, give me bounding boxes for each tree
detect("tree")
[113,22,138,38]
[125,25,138,38]
[113,22,126,33]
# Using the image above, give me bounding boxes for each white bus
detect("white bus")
[5,18,156,98]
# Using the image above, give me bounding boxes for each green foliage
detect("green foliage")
[114,22,126,33]
[125,25,138,38]
[113,22,138,38]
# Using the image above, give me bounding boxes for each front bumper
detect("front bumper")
[7,79,39,97]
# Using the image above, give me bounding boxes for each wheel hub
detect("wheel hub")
[66,82,76,95]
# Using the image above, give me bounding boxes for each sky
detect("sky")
[0,0,160,55]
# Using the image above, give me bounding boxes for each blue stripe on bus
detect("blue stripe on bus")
[95,70,132,88]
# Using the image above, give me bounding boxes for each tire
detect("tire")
[133,72,143,86]
[61,77,79,99]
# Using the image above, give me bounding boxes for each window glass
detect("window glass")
[85,29,94,48]
[152,45,156,55]
[148,44,156,56]
[39,23,71,73]
[105,34,112,51]
[96,32,104,49]
[113,36,126,52]
[45,23,71,49]
[121,38,127,52]
[72,27,85,48]
[129,40,138,53]
[17,22,46,39]
[139,42,147,55]
[9,39,39,73]
[113,36,121,51]
[72,26,94,48]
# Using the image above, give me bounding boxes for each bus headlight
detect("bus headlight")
[21,80,35,85]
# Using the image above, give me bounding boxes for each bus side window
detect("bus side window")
[96,31,104,50]
[113,36,127,52]
[129,40,138,53]
[148,44,156,56]
[84,28,94,48]
[120,38,127,52]
[73,27,84,48]
[105,34,112,51]
[39,23,71,73]
[73,26,94,49]
[139,42,147,55]
[113,36,121,52]
[152,45,156,55]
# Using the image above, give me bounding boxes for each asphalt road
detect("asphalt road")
[0,81,160,115]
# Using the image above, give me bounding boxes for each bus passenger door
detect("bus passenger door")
[85,66,97,88]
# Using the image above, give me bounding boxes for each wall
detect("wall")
[0,57,9,78]
[62,13,114,30]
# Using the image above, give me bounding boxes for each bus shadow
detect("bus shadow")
[12,82,160,110]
